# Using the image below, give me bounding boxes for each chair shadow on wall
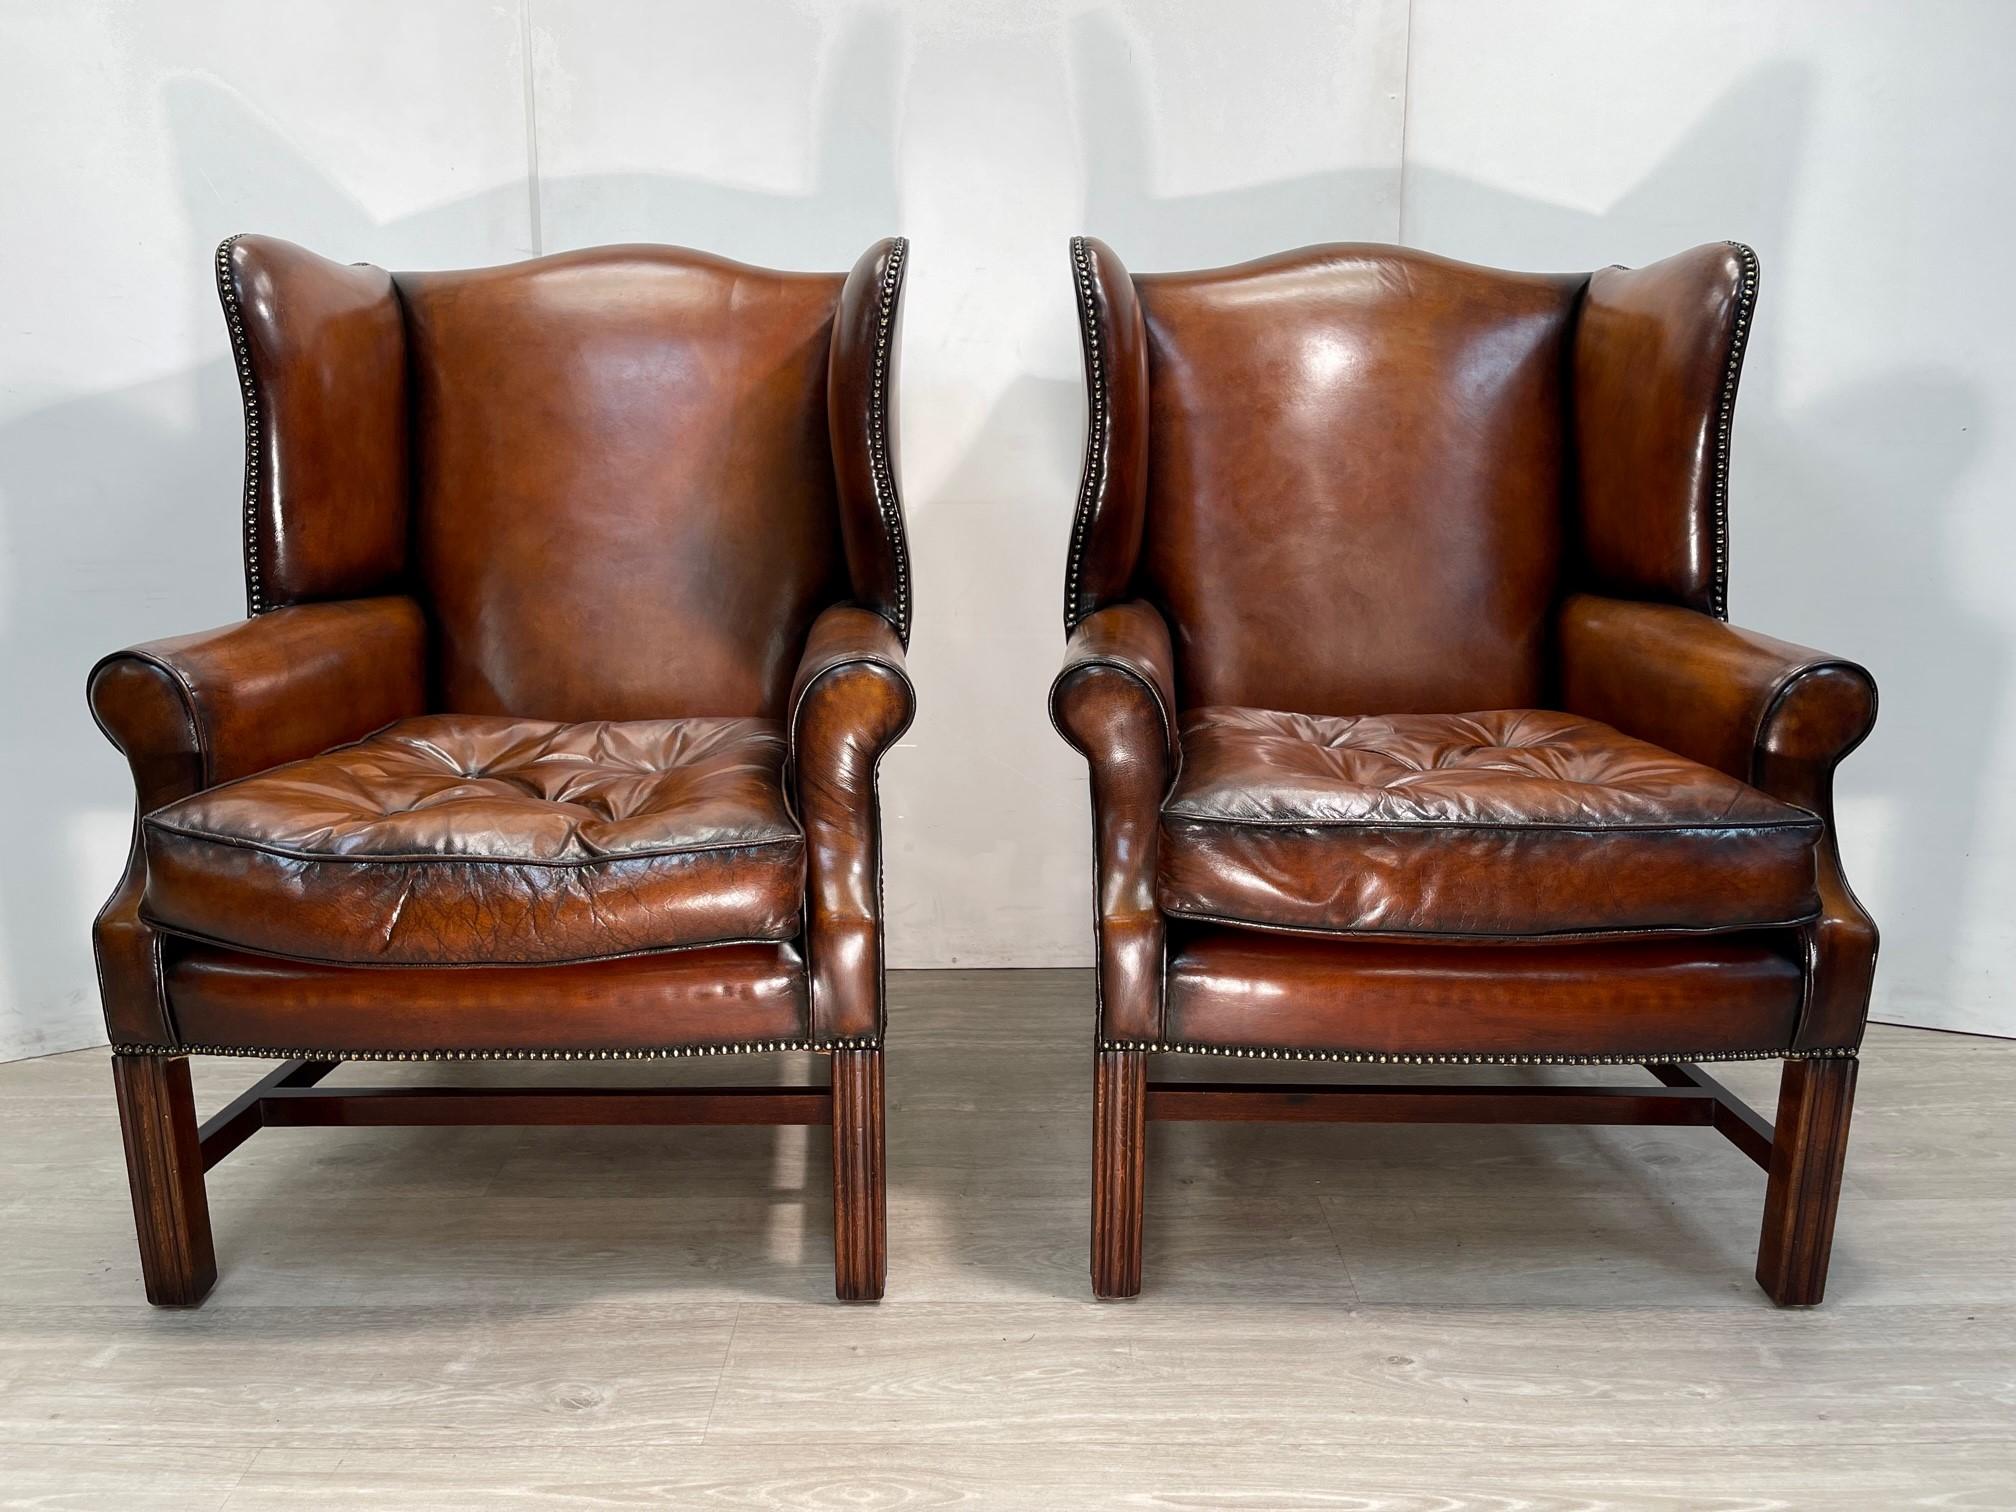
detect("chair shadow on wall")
[0,3,904,1065]
[916,28,1999,1298]
[0,9,907,1307]
[1066,21,1999,1034]
[0,13,1994,1306]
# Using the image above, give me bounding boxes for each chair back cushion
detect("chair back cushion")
[398,247,850,721]
[1133,245,1580,715]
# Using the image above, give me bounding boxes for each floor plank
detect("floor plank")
[1,971,2012,1503]
[212,1442,2016,1511]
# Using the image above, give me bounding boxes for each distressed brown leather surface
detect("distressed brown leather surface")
[1558,593,1879,1050]
[167,941,807,1053]
[143,715,803,966]
[87,599,427,1044]
[828,239,913,643]
[1160,707,1822,940]
[1050,601,1180,1042]
[1065,237,1152,631]
[94,235,913,1053]
[89,598,427,793]
[1133,245,1579,715]
[220,237,409,611]
[1574,244,1753,614]
[789,606,915,1041]
[398,246,849,722]
[1162,928,1803,1057]
[1055,235,1877,1059]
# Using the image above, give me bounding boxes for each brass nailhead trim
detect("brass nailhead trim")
[1099,1040,1855,1067]
[1064,235,1106,633]
[215,235,266,616]
[1711,241,1760,620]
[1059,240,1761,625]
[870,238,912,643]
[113,1038,877,1062]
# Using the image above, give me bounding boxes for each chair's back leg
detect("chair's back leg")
[831,1046,886,1301]
[111,1054,217,1307]
[1092,1047,1147,1299]
[1756,1056,1858,1307]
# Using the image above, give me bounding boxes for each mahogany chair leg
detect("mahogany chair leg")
[830,1046,886,1302]
[111,1054,217,1307]
[1756,1056,1859,1307]
[1091,1047,1147,1300]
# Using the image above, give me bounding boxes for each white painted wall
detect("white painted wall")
[0,1,534,1060]
[1399,0,2016,1038]
[0,0,2006,1058]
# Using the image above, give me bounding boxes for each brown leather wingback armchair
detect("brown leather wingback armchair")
[89,235,913,1304]
[1052,237,1877,1305]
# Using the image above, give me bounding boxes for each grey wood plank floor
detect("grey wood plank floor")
[1,968,2011,1509]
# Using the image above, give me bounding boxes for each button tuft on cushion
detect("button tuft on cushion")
[140,713,805,966]
[1159,706,1824,940]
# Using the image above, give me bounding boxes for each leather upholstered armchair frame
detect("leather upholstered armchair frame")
[90,235,913,1304]
[1052,236,1877,1305]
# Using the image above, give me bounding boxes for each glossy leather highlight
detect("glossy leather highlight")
[789,606,916,1042]
[828,239,913,643]
[399,246,849,723]
[87,598,427,1045]
[219,236,410,612]
[1574,244,1755,615]
[1050,601,1180,1042]
[168,941,808,1054]
[1558,593,1878,1050]
[143,715,803,967]
[1135,244,1579,715]
[91,236,911,1057]
[1065,237,1152,631]
[1055,237,1877,1062]
[1162,928,1803,1059]
[1160,706,1822,941]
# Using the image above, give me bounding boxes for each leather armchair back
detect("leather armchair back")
[218,235,909,724]
[1067,238,1756,718]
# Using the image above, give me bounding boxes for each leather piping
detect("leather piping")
[1048,657,1179,1044]
[140,820,804,870]
[1098,1039,1854,1067]
[1157,906,1823,945]
[86,651,208,1047]
[143,917,798,971]
[1161,813,1819,835]
[869,237,913,644]
[86,650,213,791]
[1710,241,1759,620]
[215,235,267,616]
[786,649,918,1043]
[1063,235,1107,633]
[90,859,174,1050]
[786,653,916,756]
[1753,658,1879,1051]
[1748,659,1881,791]
[1046,653,1179,781]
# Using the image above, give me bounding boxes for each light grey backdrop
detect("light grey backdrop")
[2,0,2009,1058]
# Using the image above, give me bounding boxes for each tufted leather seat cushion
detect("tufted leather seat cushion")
[142,714,804,966]
[1159,707,1822,940]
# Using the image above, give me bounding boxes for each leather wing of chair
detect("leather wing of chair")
[89,233,912,1305]
[1053,235,1878,1307]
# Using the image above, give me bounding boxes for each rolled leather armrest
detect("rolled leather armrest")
[86,595,427,1045]
[89,596,429,799]
[788,605,917,1044]
[1558,593,1875,790]
[1049,600,1180,1043]
[1558,592,1878,1049]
